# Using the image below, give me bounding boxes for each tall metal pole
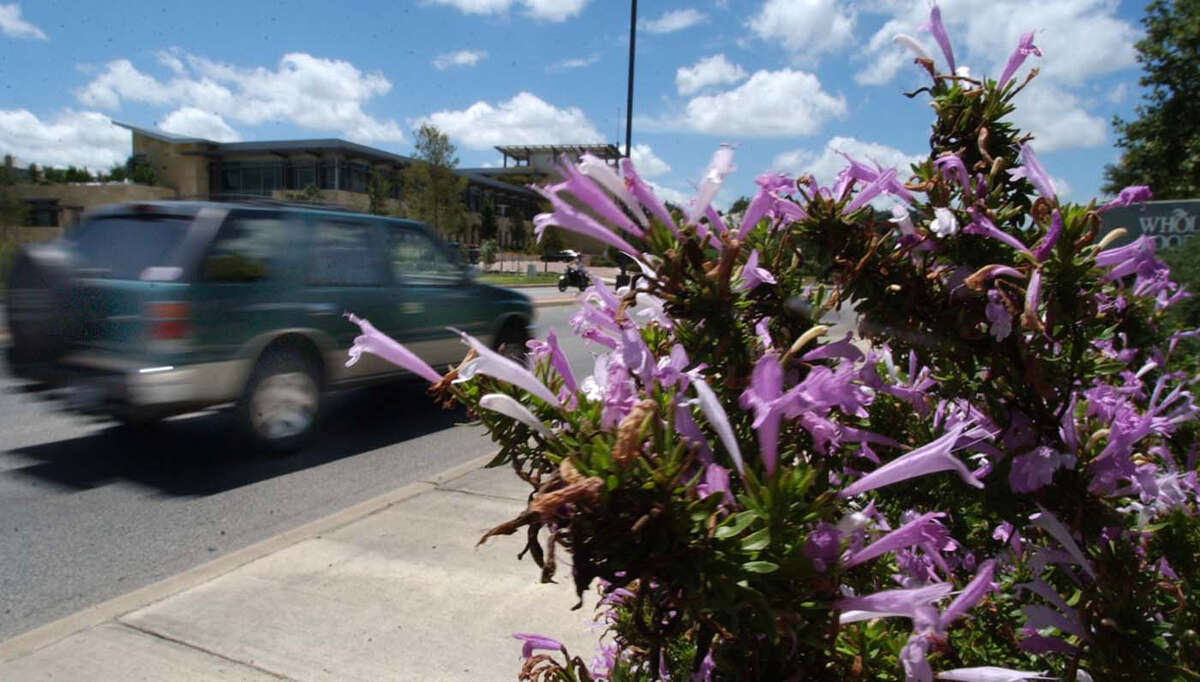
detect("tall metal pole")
[624,0,637,158]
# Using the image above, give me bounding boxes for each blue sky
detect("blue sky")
[0,0,1149,207]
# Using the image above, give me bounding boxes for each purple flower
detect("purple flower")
[844,511,948,568]
[692,650,716,682]
[533,186,639,257]
[839,425,984,498]
[894,34,932,62]
[696,461,732,504]
[836,582,954,624]
[924,3,956,75]
[804,522,842,572]
[553,155,645,238]
[937,668,1053,681]
[1010,446,1070,493]
[939,560,997,628]
[843,168,913,215]
[620,157,677,234]
[890,204,916,236]
[454,330,562,408]
[688,144,736,225]
[934,154,970,191]
[801,333,865,363]
[543,329,577,396]
[997,31,1042,90]
[345,313,442,384]
[1096,235,1166,282]
[986,289,1012,341]
[737,249,777,292]
[1099,185,1152,213]
[755,316,773,350]
[693,376,745,476]
[1022,267,1043,331]
[1006,144,1056,200]
[962,210,1033,256]
[737,171,802,239]
[1032,210,1062,262]
[1029,506,1096,580]
[478,394,553,439]
[740,353,784,475]
[512,632,564,659]
[578,152,647,229]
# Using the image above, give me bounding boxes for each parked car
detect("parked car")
[540,249,581,263]
[4,201,534,453]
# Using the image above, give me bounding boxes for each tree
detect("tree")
[400,124,468,238]
[1103,0,1200,198]
[366,168,393,215]
[479,196,498,241]
[479,238,499,271]
[728,195,750,215]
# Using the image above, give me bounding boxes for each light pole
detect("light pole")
[624,0,637,158]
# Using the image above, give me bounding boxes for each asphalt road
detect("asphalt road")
[0,305,595,642]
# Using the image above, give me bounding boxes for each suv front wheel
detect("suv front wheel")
[237,349,321,454]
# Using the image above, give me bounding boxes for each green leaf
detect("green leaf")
[741,528,771,552]
[714,511,758,539]
[743,561,779,574]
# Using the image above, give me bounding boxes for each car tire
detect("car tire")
[237,349,321,455]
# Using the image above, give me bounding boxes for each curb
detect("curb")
[0,451,498,663]
[533,296,579,308]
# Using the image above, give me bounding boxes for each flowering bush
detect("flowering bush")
[347,7,1199,681]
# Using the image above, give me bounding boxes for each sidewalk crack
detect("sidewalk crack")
[115,621,295,681]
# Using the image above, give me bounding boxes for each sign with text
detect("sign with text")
[1099,199,1200,250]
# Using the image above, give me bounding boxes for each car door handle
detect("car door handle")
[306,303,340,316]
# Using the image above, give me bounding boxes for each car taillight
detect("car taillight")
[145,301,191,341]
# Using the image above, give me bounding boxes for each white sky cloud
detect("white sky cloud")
[664,69,847,137]
[640,8,707,34]
[0,3,46,40]
[158,107,241,142]
[0,109,128,170]
[1008,84,1107,152]
[417,92,603,150]
[773,136,925,186]
[675,54,747,96]
[630,144,670,177]
[647,180,690,207]
[75,52,406,142]
[1107,82,1128,104]
[546,54,598,73]
[748,0,854,59]
[427,0,588,22]
[433,50,487,70]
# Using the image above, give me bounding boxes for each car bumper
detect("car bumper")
[6,350,247,420]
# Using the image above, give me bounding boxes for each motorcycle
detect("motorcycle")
[558,263,590,292]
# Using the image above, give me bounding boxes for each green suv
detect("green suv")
[5,201,534,452]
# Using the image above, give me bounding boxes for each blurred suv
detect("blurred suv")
[4,201,534,452]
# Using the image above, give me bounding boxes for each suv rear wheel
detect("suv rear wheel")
[494,320,530,365]
[237,349,321,454]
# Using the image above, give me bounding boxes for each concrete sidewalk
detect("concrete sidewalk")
[0,459,599,681]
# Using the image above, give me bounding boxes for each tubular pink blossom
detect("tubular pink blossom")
[693,376,745,476]
[455,330,562,408]
[1032,210,1062,262]
[688,144,736,225]
[345,313,442,383]
[1099,185,1152,213]
[533,187,640,257]
[737,249,777,292]
[554,155,644,238]
[894,33,931,61]
[1022,268,1043,331]
[963,211,1033,257]
[1006,144,1056,200]
[939,560,997,628]
[997,31,1042,90]
[578,152,646,228]
[844,512,947,567]
[512,633,564,659]
[924,3,956,74]
[937,668,1053,681]
[839,425,983,497]
[836,582,954,624]
[620,157,677,233]
[1029,506,1096,580]
[544,329,577,395]
[479,394,554,439]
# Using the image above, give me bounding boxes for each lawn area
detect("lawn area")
[476,270,561,286]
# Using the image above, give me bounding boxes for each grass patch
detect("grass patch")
[477,271,561,286]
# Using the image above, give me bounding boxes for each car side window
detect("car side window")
[308,218,385,286]
[389,226,459,285]
[201,211,287,282]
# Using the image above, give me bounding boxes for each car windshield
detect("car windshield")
[67,214,191,279]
